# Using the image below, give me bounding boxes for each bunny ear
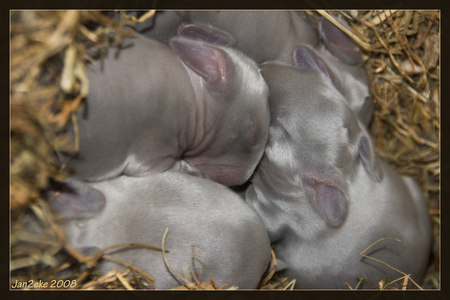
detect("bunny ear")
[293,45,341,92]
[357,134,383,182]
[170,38,229,90]
[318,17,362,66]
[302,176,347,227]
[48,180,106,220]
[178,23,236,47]
[358,96,375,126]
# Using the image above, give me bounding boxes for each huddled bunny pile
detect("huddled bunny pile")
[47,11,431,289]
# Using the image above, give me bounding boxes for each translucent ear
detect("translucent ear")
[178,23,236,47]
[169,38,229,89]
[318,17,363,66]
[357,134,383,182]
[302,176,347,227]
[293,45,341,92]
[48,180,106,220]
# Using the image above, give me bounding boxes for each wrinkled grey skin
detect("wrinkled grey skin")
[66,32,269,186]
[244,63,431,289]
[49,171,272,289]
[121,10,372,125]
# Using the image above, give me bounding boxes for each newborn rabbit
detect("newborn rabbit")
[66,26,270,186]
[121,10,372,125]
[120,10,320,63]
[244,61,431,289]
[48,171,272,289]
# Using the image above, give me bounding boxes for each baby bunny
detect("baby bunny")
[48,171,272,289]
[66,26,270,186]
[130,10,372,124]
[127,10,319,64]
[244,61,431,288]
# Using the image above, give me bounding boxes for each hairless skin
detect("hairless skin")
[49,171,272,289]
[124,10,373,125]
[66,28,270,186]
[244,62,431,288]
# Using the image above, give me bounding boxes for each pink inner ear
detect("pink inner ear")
[303,177,347,227]
[169,38,228,86]
[293,45,330,75]
[319,17,362,66]
[178,23,236,47]
[213,48,228,83]
[293,45,341,92]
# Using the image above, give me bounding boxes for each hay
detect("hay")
[353,237,423,290]
[10,10,440,290]
[354,10,440,289]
